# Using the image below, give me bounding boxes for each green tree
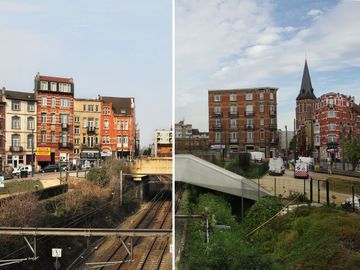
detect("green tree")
[344,136,360,171]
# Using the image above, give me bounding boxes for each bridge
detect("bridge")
[128,157,172,181]
[175,154,270,201]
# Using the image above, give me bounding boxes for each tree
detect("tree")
[344,136,360,171]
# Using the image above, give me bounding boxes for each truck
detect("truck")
[269,157,285,176]
[294,161,309,179]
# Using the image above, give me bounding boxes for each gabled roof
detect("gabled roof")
[100,96,134,115]
[296,60,316,100]
[4,90,36,101]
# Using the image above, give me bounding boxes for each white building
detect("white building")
[154,129,172,157]
[3,90,37,169]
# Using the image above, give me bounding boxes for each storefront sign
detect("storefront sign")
[36,147,51,156]
[101,151,112,157]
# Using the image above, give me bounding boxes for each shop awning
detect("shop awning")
[37,155,51,162]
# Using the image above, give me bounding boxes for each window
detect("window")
[50,131,55,143]
[83,117,87,128]
[27,135,34,149]
[51,97,56,107]
[106,136,110,144]
[259,91,264,100]
[41,96,47,106]
[27,102,35,112]
[74,148,80,154]
[247,131,254,142]
[74,116,80,123]
[95,118,99,127]
[117,121,121,130]
[315,135,320,144]
[328,135,337,143]
[229,94,237,101]
[12,116,20,129]
[60,114,69,124]
[270,105,275,114]
[60,98,70,107]
[259,104,264,113]
[83,104,86,111]
[83,136,86,144]
[230,119,237,128]
[11,134,20,146]
[214,107,221,114]
[51,113,56,124]
[103,107,110,115]
[74,138,80,145]
[328,110,336,118]
[270,118,275,125]
[88,118,94,128]
[88,105,94,112]
[27,117,35,130]
[260,117,264,126]
[88,136,95,147]
[230,132,237,143]
[40,81,48,90]
[74,126,80,135]
[230,106,237,114]
[123,136,128,145]
[215,119,221,127]
[214,95,221,102]
[124,121,128,130]
[260,129,265,140]
[246,105,253,115]
[59,83,71,92]
[329,123,336,131]
[61,131,68,144]
[95,105,99,112]
[12,100,20,111]
[246,118,253,126]
[50,82,57,91]
[41,131,46,143]
[215,132,221,143]
[41,113,46,124]
[104,120,109,129]
[117,136,122,145]
[245,93,253,100]
[270,92,274,100]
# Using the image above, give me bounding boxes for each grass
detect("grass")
[0,180,43,195]
[326,177,360,194]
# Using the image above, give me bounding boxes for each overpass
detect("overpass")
[175,154,270,201]
[129,157,172,181]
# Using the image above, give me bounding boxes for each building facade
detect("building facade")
[314,92,358,160]
[154,130,173,157]
[175,121,209,153]
[208,87,279,158]
[3,90,37,169]
[0,89,5,171]
[99,96,135,160]
[34,74,74,168]
[73,98,102,167]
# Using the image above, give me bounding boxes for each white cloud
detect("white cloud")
[176,0,360,132]
[307,9,323,18]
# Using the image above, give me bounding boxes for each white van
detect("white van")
[269,157,285,176]
[297,156,314,165]
[250,151,265,162]
[12,165,33,176]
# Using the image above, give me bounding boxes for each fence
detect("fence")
[258,176,360,211]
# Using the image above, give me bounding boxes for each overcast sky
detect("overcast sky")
[0,0,171,146]
[175,0,360,132]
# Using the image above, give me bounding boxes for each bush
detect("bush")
[86,167,110,187]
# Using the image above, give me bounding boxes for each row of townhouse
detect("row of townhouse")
[0,73,136,172]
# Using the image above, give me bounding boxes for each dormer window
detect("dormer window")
[59,83,71,93]
[40,81,48,90]
[50,82,57,91]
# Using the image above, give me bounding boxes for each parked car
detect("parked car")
[39,164,59,173]
[12,165,33,176]
[269,157,285,176]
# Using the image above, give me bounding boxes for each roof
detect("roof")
[100,96,134,115]
[4,90,36,101]
[296,60,316,100]
[209,87,278,93]
[37,75,73,84]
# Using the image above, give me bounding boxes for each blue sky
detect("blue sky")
[0,0,171,146]
[175,0,360,132]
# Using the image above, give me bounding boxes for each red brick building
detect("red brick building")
[314,92,358,160]
[0,89,5,171]
[175,121,209,153]
[99,96,135,160]
[208,87,278,158]
[34,73,74,168]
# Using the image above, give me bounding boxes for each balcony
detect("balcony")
[87,126,96,134]
[59,142,73,149]
[245,111,254,117]
[229,112,238,118]
[245,124,254,130]
[230,125,238,130]
[270,111,276,117]
[269,124,277,130]
[9,146,23,152]
[213,124,222,130]
[61,123,69,129]
[81,143,100,150]
[213,112,222,118]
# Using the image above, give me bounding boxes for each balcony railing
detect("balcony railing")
[59,142,73,149]
[61,123,69,129]
[81,143,100,149]
[270,111,276,116]
[213,112,222,117]
[9,146,23,152]
[269,124,277,130]
[213,124,222,130]
[245,124,254,130]
[229,112,238,118]
[87,126,96,133]
[245,111,254,117]
[230,125,238,130]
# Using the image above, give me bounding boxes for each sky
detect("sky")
[175,0,360,132]
[0,0,171,147]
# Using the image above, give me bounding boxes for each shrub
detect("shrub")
[86,167,110,187]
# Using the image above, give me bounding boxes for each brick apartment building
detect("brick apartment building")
[208,87,279,158]
[0,90,5,171]
[175,121,209,153]
[34,73,74,168]
[314,92,358,160]
[99,96,135,160]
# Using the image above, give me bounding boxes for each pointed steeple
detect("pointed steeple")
[296,60,316,100]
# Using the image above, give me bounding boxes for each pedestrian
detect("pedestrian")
[327,156,332,174]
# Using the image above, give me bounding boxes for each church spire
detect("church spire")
[296,59,316,100]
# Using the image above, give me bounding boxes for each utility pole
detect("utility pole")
[285,125,288,165]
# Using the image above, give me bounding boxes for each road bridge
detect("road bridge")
[175,154,270,201]
[129,157,172,181]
